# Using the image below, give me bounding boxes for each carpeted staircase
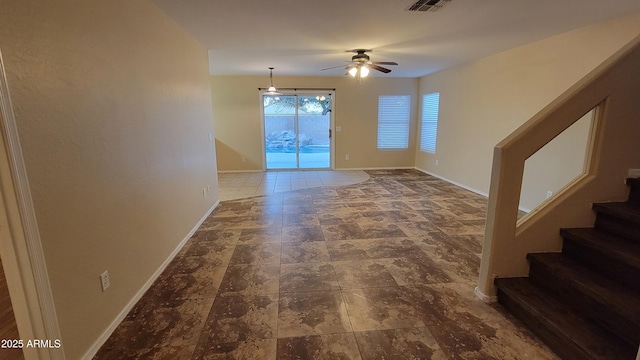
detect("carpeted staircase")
[495,177,640,360]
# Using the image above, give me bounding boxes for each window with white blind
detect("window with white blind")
[420,92,440,153]
[377,95,410,150]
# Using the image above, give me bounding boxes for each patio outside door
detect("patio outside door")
[263,93,332,169]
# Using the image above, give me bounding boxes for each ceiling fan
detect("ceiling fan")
[321,49,398,77]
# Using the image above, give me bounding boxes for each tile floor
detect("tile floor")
[94,169,558,360]
[217,170,370,201]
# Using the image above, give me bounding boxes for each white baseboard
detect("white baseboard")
[82,200,219,360]
[518,206,532,214]
[218,169,263,173]
[474,286,498,303]
[414,167,532,214]
[220,167,417,172]
[414,167,489,197]
[337,166,415,171]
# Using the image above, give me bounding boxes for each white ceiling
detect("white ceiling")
[151,0,640,78]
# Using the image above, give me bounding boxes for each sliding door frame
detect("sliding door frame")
[259,89,335,171]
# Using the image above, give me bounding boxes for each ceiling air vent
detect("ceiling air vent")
[407,0,451,12]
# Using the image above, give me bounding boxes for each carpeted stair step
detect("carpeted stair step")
[527,252,640,346]
[627,177,640,206]
[560,227,640,292]
[593,202,640,242]
[495,277,636,360]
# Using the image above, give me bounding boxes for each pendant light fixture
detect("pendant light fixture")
[264,67,282,95]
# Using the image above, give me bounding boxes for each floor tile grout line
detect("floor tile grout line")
[336,284,359,356]
[97,170,558,359]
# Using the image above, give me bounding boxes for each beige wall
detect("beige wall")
[0,1,218,358]
[211,76,419,171]
[520,111,593,211]
[416,12,640,201]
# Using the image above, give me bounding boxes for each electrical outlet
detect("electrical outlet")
[203,188,207,198]
[100,271,110,292]
[435,159,439,166]
[241,156,246,163]
[345,155,350,160]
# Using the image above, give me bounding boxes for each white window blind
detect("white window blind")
[377,95,410,150]
[420,92,440,153]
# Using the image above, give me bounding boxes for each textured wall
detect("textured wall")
[0,1,218,358]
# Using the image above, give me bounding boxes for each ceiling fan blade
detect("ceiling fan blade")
[347,49,372,54]
[372,61,398,66]
[321,64,349,71]
[369,64,392,73]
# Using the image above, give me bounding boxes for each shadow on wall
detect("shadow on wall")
[215,139,261,171]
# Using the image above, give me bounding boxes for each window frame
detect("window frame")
[420,92,440,154]
[376,95,411,151]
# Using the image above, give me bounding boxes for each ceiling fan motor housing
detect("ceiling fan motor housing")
[351,49,371,63]
[352,53,370,63]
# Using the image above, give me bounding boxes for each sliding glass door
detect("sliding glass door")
[263,93,332,169]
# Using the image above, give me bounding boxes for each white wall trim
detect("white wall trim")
[414,167,533,214]
[518,205,532,214]
[220,167,418,173]
[414,167,489,197]
[81,199,219,360]
[0,49,65,360]
[474,286,498,303]
[217,170,264,173]
[337,166,415,171]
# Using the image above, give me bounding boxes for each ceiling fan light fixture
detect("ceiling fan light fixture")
[320,49,398,80]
